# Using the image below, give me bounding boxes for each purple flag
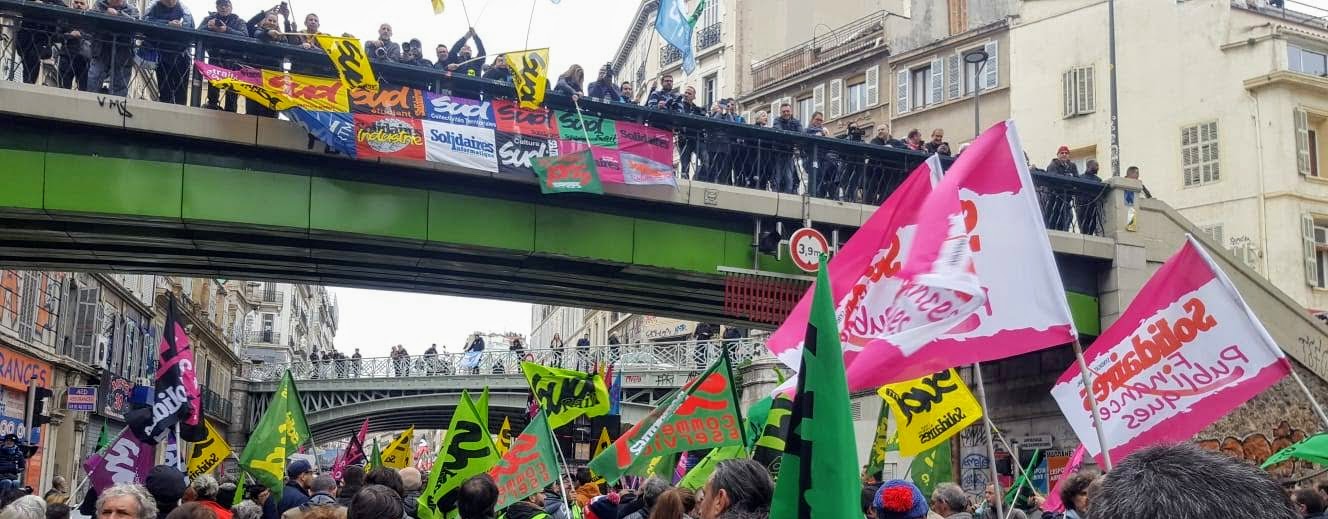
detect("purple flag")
[331,419,369,481]
[83,427,157,492]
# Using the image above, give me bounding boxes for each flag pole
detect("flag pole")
[541,418,573,515]
[1286,361,1328,428]
[971,362,1004,519]
[523,0,537,50]
[1070,338,1114,470]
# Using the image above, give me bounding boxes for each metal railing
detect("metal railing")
[660,43,682,67]
[245,285,284,306]
[750,11,887,91]
[0,1,1108,234]
[201,386,232,422]
[241,338,769,382]
[246,329,281,344]
[696,23,722,50]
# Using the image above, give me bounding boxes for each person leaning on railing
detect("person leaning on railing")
[142,0,195,105]
[88,0,139,97]
[197,0,246,111]
[14,0,67,86]
[54,0,95,92]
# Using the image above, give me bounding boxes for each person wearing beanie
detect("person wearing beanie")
[277,460,315,516]
[873,480,929,519]
[586,493,619,519]
[1046,145,1079,177]
[145,465,188,519]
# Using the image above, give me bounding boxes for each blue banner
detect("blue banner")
[656,0,697,74]
[287,108,357,157]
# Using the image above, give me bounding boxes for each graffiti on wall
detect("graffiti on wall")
[1198,421,1308,478]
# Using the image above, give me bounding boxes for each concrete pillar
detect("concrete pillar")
[1098,178,1150,329]
[227,378,251,453]
[736,357,789,411]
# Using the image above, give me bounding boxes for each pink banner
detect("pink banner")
[331,419,369,481]
[766,120,1077,391]
[1051,236,1291,465]
[84,428,157,493]
[1044,445,1085,513]
[193,60,259,84]
[616,122,673,166]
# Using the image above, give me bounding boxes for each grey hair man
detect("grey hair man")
[400,467,424,519]
[190,474,220,500]
[96,484,159,519]
[0,495,45,519]
[931,483,972,519]
[621,477,671,519]
[1093,444,1298,519]
[232,501,264,519]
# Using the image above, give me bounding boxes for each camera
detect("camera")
[846,124,866,140]
[375,46,387,58]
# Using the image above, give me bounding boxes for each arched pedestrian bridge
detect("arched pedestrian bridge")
[239,339,766,443]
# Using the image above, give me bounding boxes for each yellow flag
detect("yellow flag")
[381,426,416,469]
[506,48,550,110]
[259,69,350,112]
[431,0,444,14]
[205,76,299,111]
[495,418,513,456]
[314,35,380,92]
[520,361,610,430]
[877,368,983,457]
[186,420,231,479]
[589,426,611,483]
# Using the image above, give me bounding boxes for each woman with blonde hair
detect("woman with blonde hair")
[555,65,585,97]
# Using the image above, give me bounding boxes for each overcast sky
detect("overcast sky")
[225,0,640,79]
[329,288,532,358]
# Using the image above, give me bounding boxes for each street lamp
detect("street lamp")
[963,49,990,140]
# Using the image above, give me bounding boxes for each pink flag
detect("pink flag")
[766,120,1077,391]
[1051,236,1291,465]
[331,418,369,481]
[1043,445,1085,513]
[83,427,157,493]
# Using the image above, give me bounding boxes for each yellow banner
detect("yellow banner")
[206,77,298,112]
[520,361,610,430]
[495,418,512,456]
[590,426,611,483]
[431,0,444,14]
[314,35,380,92]
[261,70,350,112]
[877,368,983,457]
[381,426,415,469]
[187,420,231,479]
[506,48,549,110]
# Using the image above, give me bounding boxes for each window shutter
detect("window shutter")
[1062,69,1075,118]
[946,54,961,100]
[829,79,844,119]
[1081,66,1096,113]
[813,83,825,117]
[1305,212,1320,286]
[1297,107,1312,176]
[769,101,779,126]
[983,41,998,89]
[928,58,943,105]
[865,65,880,107]
[896,69,910,114]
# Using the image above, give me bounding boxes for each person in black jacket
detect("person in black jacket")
[433,43,451,70]
[363,23,402,62]
[445,28,486,76]
[575,334,591,371]
[14,0,67,86]
[276,460,314,516]
[198,0,246,111]
[55,0,93,91]
[1040,145,1079,232]
[554,65,584,97]
[645,74,678,109]
[88,0,140,96]
[770,103,801,194]
[481,55,511,83]
[0,435,26,491]
[143,0,195,105]
[671,86,705,180]
[586,63,623,102]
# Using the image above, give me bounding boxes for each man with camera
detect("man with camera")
[400,38,432,67]
[0,434,28,492]
[364,23,401,62]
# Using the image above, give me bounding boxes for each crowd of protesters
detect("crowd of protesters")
[47,443,1304,519]
[6,0,1114,211]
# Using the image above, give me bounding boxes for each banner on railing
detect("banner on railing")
[314,35,380,92]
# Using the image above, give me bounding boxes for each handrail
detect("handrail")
[240,338,770,382]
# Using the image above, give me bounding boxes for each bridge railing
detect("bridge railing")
[0,0,1108,232]
[241,338,770,382]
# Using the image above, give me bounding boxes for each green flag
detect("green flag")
[476,387,490,425]
[865,402,892,478]
[232,475,247,506]
[420,390,502,519]
[532,150,603,194]
[686,0,707,26]
[1263,432,1328,468]
[1004,450,1040,508]
[751,394,793,479]
[770,259,858,519]
[907,441,951,497]
[587,354,745,483]
[367,438,382,472]
[744,396,773,450]
[490,411,560,511]
[235,371,311,502]
[95,421,111,452]
[679,445,746,490]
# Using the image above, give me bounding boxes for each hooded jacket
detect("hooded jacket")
[543,493,570,519]
[0,444,26,475]
[277,481,311,515]
[503,501,550,519]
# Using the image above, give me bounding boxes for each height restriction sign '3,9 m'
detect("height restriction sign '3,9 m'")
[789,227,830,272]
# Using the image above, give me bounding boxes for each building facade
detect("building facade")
[238,281,339,365]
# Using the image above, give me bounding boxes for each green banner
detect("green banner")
[588,355,745,483]
[532,150,603,194]
[751,395,793,479]
[235,371,310,502]
[521,361,611,430]
[555,110,618,147]
[908,441,951,498]
[490,412,559,511]
[420,391,501,519]
[679,445,746,490]
[865,402,892,477]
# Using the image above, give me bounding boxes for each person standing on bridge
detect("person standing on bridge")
[606,334,621,366]
[464,334,485,375]
[575,334,591,372]
[424,344,439,376]
[550,334,565,369]
[88,0,140,97]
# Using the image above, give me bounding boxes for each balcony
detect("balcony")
[660,44,683,67]
[244,285,284,307]
[246,330,281,344]
[696,23,722,51]
[750,11,887,91]
[201,386,232,423]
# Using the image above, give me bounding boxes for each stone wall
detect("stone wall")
[1195,360,1327,482]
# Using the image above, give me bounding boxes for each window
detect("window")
[1181,122,1220,187]
[963,42,999,94]
[1199,224,1224,246]
[1297,108,1328,178]
[72,285,101,365]
[846,81,867,114]
[1305,215,1328,288]
[910,66,929,111]
[1062,66,1096,117]
[948,0,968,35]
[797,96,814,121]
[16,272,37,341]
[703,74,717,109]
[1290,45,1328,77]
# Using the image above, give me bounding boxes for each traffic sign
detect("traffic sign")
[789,227,830,272]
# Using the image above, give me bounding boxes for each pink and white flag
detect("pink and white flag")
[1051,236,1291,465]
[1043,445,1085,513]
[765,120,1077,391]
[83,427,157,493]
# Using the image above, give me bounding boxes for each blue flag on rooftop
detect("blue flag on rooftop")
[655,0,697,74]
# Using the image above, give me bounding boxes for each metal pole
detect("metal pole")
[973,61,983,140]
[1108,0,1121,177]
[1287,361,1328,428]
[972,362,1004,519]
[1071,339,1113,470]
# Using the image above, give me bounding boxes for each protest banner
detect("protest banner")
[314,35,380,92]
[877,369,982,456]
[187,420,232,479]
[355,114,426,160]
[520,362,610,429]
[506,49,550,110]
[532,151,603,194]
